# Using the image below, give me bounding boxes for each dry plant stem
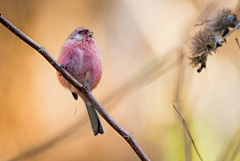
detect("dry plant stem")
[222,23,240,40]
[0,14,150,161]
[173,105,203,161]
[236,38,240,50]
[213,23,240,52]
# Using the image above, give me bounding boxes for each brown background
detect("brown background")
[1,0,240,160]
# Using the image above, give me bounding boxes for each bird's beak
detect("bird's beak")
[87,31,93,37]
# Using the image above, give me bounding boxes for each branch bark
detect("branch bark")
[0,13,150,161]
[173,105,203,161]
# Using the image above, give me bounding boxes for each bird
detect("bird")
[57,27,104,135]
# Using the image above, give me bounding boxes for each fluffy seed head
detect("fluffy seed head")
[189,29,216,69]
[191,29,215,57]
[203,8,238,35]
[191,8,240,72]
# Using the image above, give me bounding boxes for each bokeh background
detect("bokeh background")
[1,0,240,160]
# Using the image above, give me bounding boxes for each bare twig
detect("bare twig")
[173,105,203,161]
[236,38,240,50]
[0,14,150,161]
[222,23,240,40]
[173,53,193,160]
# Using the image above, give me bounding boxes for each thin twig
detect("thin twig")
[173,52,192,160]
[236,38,240,50]
[0,13,150,161]
[222,23,240,40]
[173,105,203,161]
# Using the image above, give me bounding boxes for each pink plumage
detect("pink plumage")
[57,27,104,135]
[57,27,102,93]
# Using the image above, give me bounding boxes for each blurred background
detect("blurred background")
[1,0,240,160]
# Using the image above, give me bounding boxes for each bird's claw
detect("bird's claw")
[60,64,66,69]
[59,64,66,76]
[83,83,90,92]
[83,71,90,91]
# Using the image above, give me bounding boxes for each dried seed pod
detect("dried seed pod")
[191,8,240,73]
[189,29,217,72]
[196,8,238,37]
[191,29,215,57]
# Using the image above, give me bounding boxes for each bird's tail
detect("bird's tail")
[85,101,104,135]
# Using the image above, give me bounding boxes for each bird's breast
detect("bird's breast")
[57,40,102,92]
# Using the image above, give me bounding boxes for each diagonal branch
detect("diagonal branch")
[173,105,203,161]
[0,13,150,161]
[222,22,240,40]
[236,38,240,50]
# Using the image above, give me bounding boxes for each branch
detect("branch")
[236,38,240,50]
[0,13,150,161]
[173,105,203,161]
[222,23,240,40]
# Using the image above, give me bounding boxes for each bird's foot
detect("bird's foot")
[60,64,66,69]
[83,82,90,92]
[59,64,66,76]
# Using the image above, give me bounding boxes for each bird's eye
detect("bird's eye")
[78,31,83,34]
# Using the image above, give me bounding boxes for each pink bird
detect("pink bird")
[57,27,104,135]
